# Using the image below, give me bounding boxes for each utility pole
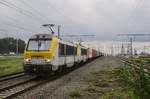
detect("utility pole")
[130,37,133,56]
[16,38,19,55]
[111,45,114,56]
[121,43,125,56]
[143,46,146,54]
[127,43,130,56]
[117,33,150,57]
[58,25,60,39]
[117,45,120,56]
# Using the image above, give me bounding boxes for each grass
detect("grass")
[0,56,24,76]
[71,68,135,99]
[73,69,129,99]
[90,71,129,99]
[113,57,150,99]
[69,90,82,98]
[68,57,150,99]
[102,89,133,99]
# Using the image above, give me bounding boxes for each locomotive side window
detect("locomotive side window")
[81,48,87,55]
[27,39,51,51]
[66,45,75,55]
[59,43,65,56]
[59,43,77,56]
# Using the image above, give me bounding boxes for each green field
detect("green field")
[0,56,24,76]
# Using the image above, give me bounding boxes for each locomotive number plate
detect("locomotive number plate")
[31,59,45,64]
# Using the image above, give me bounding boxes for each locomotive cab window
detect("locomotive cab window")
[27,39,51,51]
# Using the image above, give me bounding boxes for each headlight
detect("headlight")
[45,59,51,62]
[25,58,31,62]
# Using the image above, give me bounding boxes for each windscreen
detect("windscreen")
[27,39,51,51]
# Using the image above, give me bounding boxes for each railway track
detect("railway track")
[0,70,70,99]
[0,77,42,99]
[0,73,37,99]
[119,57,136,65]
[0,57,101,99]
[0,72,25,82]
[119,57,148,67]
[119,57,150,74]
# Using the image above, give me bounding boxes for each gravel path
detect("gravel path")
[16,56,122,99]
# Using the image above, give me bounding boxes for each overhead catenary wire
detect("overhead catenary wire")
[0,0,79,29]
[1,0,47,22]
[18,0,51,23]
[0,0,91,38]
[2,22,40,33]
[0,0,59,35]
[1,15,38,31]
[117,0,145,56]
[0,1,34,19]
[0,0,46,25]
[18,0,85,34]
[0,0,49,34]
[47,0,81,27]
[2,0,34,15]
[15,0,58,33]
[0,15,47,37]
[45,0,95,41]
[0,0,97,43]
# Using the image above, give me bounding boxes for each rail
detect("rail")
[119,57,150,75]
[0,72,25,82]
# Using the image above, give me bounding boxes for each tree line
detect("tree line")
[0,37,26,54]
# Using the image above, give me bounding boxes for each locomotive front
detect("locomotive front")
[24,34,57,74]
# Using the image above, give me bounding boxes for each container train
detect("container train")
[24,34,102,75]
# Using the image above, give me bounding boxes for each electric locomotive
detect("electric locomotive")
[24,34,89,74]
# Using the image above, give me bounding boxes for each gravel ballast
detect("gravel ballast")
[16,56,122,99]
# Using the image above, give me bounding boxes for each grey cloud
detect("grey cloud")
[0,0,149,41]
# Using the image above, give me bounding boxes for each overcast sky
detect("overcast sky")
[0,0,150,41]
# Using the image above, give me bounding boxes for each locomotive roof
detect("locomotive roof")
[30,34,52,39]
[29,34,88,49]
